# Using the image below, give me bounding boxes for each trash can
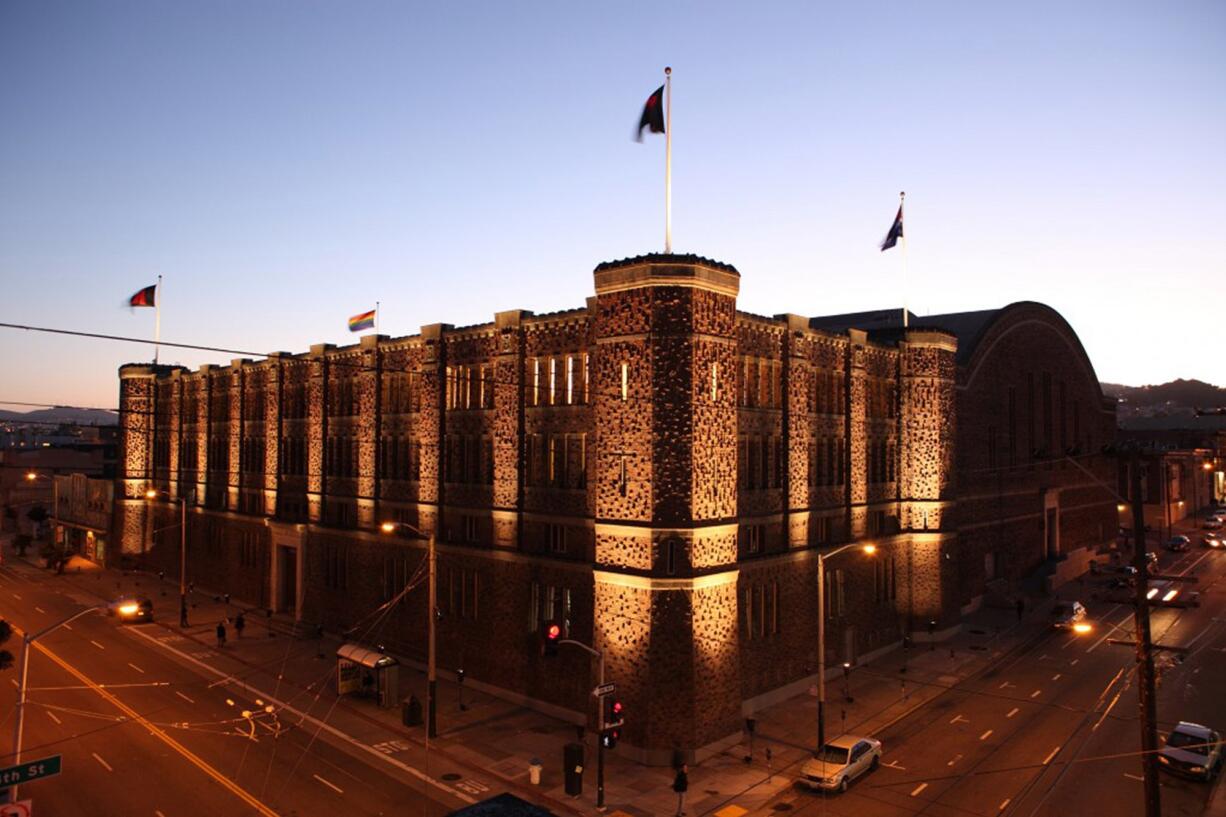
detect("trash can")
[563,742,584,797]
[402,695,423,727]
[529,758,543,786]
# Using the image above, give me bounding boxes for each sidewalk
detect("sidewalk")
[1,538,1065,817]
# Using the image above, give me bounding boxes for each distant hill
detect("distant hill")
[0,407,118,426]
[1102,378,1226,409]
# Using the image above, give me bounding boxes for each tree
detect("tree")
[0,621,14,671]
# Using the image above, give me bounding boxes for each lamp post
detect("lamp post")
[817,542,875,752]
[145,488,192,628]
[381,520,436,739]
[23,472,58,558]
[8,604,106,802]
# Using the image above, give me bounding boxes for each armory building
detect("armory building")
[115,254,1116,763]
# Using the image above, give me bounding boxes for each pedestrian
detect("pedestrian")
[216,620,227,649]
[1015,597,1025,622]
[672,762,688,817]
[235,611,246,639]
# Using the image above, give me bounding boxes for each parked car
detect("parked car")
[1051,601,1088,629]
[1202,534,1224,549]
[1090,560,1137,576]
[107,595,153,623]
[1159,721,1222,780]
[801,735,883,792]
[1165,535,1192,552]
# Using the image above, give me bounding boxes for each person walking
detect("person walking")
[216,620,227,649]
[672,763,688,817]
[235,611,246,640]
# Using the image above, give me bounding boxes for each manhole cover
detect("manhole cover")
[441,773,462,781]
[772,803,794,811]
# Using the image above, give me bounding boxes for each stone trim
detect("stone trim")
[593,568,739,591]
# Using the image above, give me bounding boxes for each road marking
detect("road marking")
[312,774,344,795]
[947,753,962,766]
[999,799,1011,811]
[911,783,929,797]
[92,752,113,772]
[883,760,907,770]
[998,681,1015,689]
[1030,690,1042,698]
[950,714,969,725]
[62,623,72,630]
[127,662,145,674]
[12,594,20,600]
[1039,653,1049,660]
[1051,673,1062,681]
[90,639,105,650]
[1124,772,1145,781]
[175,691,195,704]
[1006,707,1019,718]
[156,811,166,817]
[979,729,993,741]
[34,606,44,613]
[21,627,281,816]
[1043,746,1061,765]
[46,711,61,725]
[1070,659,1079,665]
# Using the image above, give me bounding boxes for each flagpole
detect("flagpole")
[664,66,672,255]
[154,274,162,364]
[900,192,908,329]
[375,301,380,336]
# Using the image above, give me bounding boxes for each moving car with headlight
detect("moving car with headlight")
[801,735,882,792]
[1202,534,1223,549]
[1159,721,1222,780]
[1050,601,1087,630]
[107,596,153,622]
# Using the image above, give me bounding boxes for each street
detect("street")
[757,537,1226,817]
[0,559,469,817]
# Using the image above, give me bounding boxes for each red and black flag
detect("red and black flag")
[128,284,157,307]
[879,205,904,252]
[636,85,665,142]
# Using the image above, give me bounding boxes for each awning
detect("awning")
[336,643,397,668]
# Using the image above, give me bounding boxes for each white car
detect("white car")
[1051,601,1087,630]
[801,735,882,792]
[1159,721,1222,780]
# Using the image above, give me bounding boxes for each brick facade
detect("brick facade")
[116,259,1114,764]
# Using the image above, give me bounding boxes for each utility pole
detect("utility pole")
[1129,452,1161,817]
[427,532,437,739]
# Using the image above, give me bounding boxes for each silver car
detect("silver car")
[1159,721,1222,780]
[801,735,882,792]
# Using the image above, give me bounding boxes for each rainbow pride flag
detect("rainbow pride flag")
[348,308,376,332]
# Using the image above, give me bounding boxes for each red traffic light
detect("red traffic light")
[611,700,623,716]
[546,623,561,640]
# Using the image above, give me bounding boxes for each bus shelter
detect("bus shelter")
[335,643,399,708]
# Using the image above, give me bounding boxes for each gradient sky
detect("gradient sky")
[1,1,1223,413]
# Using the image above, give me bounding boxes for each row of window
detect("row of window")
[529,355,590,407]
[524,433,588,489]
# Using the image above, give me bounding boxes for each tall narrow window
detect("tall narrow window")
[532,359,540,406]
[581,354,589,404]
[566,356,574,405]
[711,361,719,402]
[548,358,557,405]
[620,362,628,401]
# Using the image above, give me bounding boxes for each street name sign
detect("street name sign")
[0,756,61,787]
[593,682,616,697]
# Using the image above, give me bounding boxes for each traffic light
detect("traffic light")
[601,728,620,750]
[602,696,625,731]
[541,621,561,657]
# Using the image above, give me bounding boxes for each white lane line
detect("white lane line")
[1006,707,1020,718]
[947,753,963,766]
[12,594,21,600]
[92,752,114,772]
[156,811,167,817]
[950,714,969,725]
[883,760,907,770]
[1039,653,1049,660]
[910,782,929,797]
[1070,658,1079,666]
[999,799,1011,811]
[62,623,72,630]
[34,606,44,613]
[175,691,195,704]
[979,729,994,741]
[46,711,62,725]
[1051,673,1062,681]
[90,640,105,650]
[312,773,344,795]
[1124,772,1145,781]
[1030,689,1042,698]
[128,662,145,674]
[998,681,1015,689]
[1043,746,1061,765]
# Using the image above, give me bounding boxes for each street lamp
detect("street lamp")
[816,542,876,752]
[381,520,437,740]
[23,472,57,557]
[8,604,107,802]
[145,488,192,628]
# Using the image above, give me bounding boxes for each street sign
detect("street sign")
[0,756,61,788]
[593,682,616,698]
[0,800,31,817]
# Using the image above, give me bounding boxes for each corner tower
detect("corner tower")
[591,254,742,763]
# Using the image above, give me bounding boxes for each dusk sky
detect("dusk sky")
[1,1,1222,413]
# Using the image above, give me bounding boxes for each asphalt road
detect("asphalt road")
[764,536,1226,817]
[0,561,469,817]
